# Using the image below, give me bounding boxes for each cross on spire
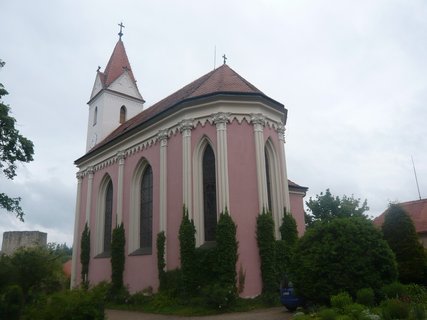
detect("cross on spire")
[222,54,227,64]
[118,22,125,40]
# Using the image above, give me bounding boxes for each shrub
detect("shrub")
[356,288,375,307]
[343,303,365,319]
[318,308,339,320]
[291,217,397,304]
[0,284,24,320]
[330,292,353,310]
[410,304,426,320]
[203,283,236,310]
[256,209,276,303]
[380,298,410,320]
[22,287,106,320]
[80,223,90,288]
[381,282,407,299]
[382,204,426,284]
[405,283,427,304]
[111,223,125,294]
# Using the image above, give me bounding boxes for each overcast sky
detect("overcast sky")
[1,1,426,247]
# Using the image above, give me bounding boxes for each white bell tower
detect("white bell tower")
[86,25,144,152]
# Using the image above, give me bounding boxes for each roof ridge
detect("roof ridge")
[226,64,263,93]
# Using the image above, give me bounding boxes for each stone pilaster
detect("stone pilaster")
[85,167,94,224]
[179,119,193,217]
[277,123,290,213]
[211,112,231,213]
[251,113,268,212]
[71,171,83,288]
[116,151,126,225]
[157,129,168,232]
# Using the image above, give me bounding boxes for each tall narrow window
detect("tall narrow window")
[265,149,272,212]
[140,165,153,252]
[120,105,127,124]
[202,144,217,242]
[104,180,113,253]
[93,106,98,126]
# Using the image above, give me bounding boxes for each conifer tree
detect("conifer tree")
[382,204,426,284]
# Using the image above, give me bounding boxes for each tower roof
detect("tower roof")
[77,63,285,161]
[98,39,137,87]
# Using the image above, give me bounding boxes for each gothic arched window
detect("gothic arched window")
[202,144,217,242]
[140,165,153,252]
[120,105,127,124]
[265,148,273,212]
[103,180,113,253]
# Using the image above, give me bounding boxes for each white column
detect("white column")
[212,112,230,213]
[157,129,168,232]
[277,123,290,213]
[71,171,83,288]
[85,167,94,224]
[251,113,268,213]
[116,151,125,225]
[179,119,193,217]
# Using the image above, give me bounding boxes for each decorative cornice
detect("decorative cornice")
[211,112,231,125]
[276,122,286,142]
[116,151,126,165]
[250,113,265,126]
[86,166,94,177]
[76,171,84,180]
[178,119,194,133]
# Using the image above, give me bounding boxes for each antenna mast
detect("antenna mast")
[214,45,217,70]
[411,156,422,200]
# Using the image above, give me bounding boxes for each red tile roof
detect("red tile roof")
[373,199,427,233]
[98,39,137,87]
[77,64,283,163]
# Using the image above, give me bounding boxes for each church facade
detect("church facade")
[70,35,307,297]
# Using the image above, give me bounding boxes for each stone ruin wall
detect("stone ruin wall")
[1,231,47,255]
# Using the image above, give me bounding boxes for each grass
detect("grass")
[108,293,280,317]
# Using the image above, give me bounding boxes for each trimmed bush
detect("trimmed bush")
[318,308,339,320]
[381,282,407,299]
[215,209,238,291]
[280,213,298,246]
[256,209,276,303]
[292,217,397,304]
[80,223,90,288]
[111,223,125,294]
[178,206,196,296]
[156,231,166,288]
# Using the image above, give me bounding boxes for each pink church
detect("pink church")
[70,34,307,297]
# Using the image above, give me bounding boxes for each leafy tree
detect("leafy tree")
[256,209,276,303]
[0,60,34,221]
[382,204,426,284]
[305,189,369,227]
[47,242,72,263]
[291,217,397,303]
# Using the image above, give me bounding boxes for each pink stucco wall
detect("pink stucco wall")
[289,192,306,236]
[74,117,306,296]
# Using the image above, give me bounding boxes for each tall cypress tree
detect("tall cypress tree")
[382,204,425,284]
[80,223,90,288]
[179,206,196,295]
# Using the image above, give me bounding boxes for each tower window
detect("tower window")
[265,149,272,211]
[120,105,127,124]
[93,107,98,126]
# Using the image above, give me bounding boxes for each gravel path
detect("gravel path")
[106,307,293,320]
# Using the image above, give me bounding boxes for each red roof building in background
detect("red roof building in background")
[373,199,427,247]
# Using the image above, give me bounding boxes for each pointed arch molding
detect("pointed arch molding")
[78,113,285,180]
[265,138,284,237]
[192,136,217,246]
[95,174,113,255]
[128,158,152,254]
